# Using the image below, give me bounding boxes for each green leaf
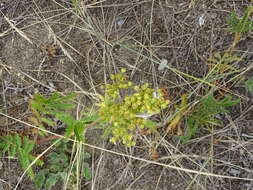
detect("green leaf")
[33,94,47,104]
[48,103,75,110]
[0,135,38,180]
[49,164,62,172]
[79,114,99,124]
[227,7,253,33]
[144,120,157,132]
[23,136,35,153]
[245,76,253,94]
[83,162,91,180]
[27,142,35,153]
[56,93,77,103]
[56,114,74,126]
[45,174,60,189]
[178,118,198,144]
[9,143,17,157]
[180,94,240,143]
[20,152,35,179]
[73,120,87,141]
[0,136,12,154]
[48,152,58,161]
[35,170,46,188]
[30,100,46,112]
[29,154,43,166]
[15,135,21,149]
[47,92,61,104]
[74,123,84,141]
[84,152,91,159]
[65,125,74,138]
[37,125,47,136]
[41,117,56,127]
[58,172,68,181]
[45,110,66,115]
[48,152,68,164]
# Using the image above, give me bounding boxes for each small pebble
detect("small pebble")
[198,14,205,26]
[158,59,168,71]
[116,19,124,26]
[230,168,240,176]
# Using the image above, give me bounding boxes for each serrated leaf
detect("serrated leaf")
[30,100,45,112]
[45,174,60,189]
[35,170,46,188]
[37,125,47,136]
[55,93,77,103]
[245,76,253,93]
[144,120,157,132]
[84,152,91,159]
[28,116,39,126]
[26,140,35,153]
[29,154,44,166]
[56,114,74,126]
[79,114,99,124]
[83,162,91,180]
[228,7,253,33]
[9,145,16,157]
[74,123,84,141]
[48,152,59,161]
[48,103,75,110]
[49,152,68,164]
[41,117,56,127]
[20,152,35,179]
[23,136,29,149]
[0,134,38,180]
[33,94,47,104]
[49,164,62,172]
[15,135,21,149]
[177,118,198,144]
[180,94,240,143]
[58,172,68,181]
[44,110,66,115]
[65,125,74,138]
[3,142,11,155]
[47,92,61,104]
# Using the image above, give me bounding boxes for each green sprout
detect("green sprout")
[227,6,253,33]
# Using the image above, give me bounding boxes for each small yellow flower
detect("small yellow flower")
[128,82,133,87]
[110,137,117,144]
[110,74,115,80]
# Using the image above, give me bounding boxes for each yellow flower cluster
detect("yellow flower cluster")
[98,69,169,147]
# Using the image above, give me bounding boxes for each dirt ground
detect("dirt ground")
[1,0,253,189]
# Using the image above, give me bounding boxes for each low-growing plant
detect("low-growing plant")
[228,6,253,33]
[227,5,253,53]
[167,93,189,135]
[34,140,91,189]
[0,134,43,180]
[245,75,253,94]
[0,92,96,189]
[29,92,96,188]
[97,69,169,146]
[206,52,240,77]
[29,92,98,141]
[178,94,240,143]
